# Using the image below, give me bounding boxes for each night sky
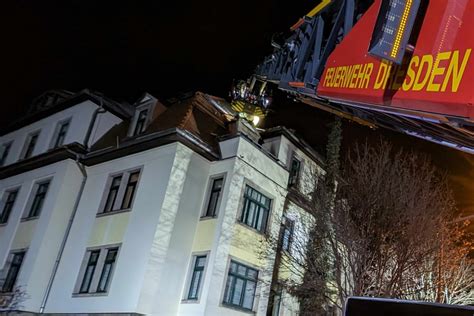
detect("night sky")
[1,1,473,223]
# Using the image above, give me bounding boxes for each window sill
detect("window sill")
[221,303,255,314]
[96,208,131,218]
[21,216,39,222]
[72,292,109,298]
[200,215,217,221]
[236,221,266,236]
[181,298,200,304]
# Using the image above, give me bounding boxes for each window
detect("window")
[97,248,118,293]
[133,109,148,136]
[0,142,12,166]
[288,156,301,188]
[203,177,223,217]
[223,261,258,311]
[1,251,25,293]
[0,189,19,224]
[281,216,294,252]
[76,246,119,295]
[187,255,207,300]
[121,171,140,210]
[103,175,122,213]
[272,284,283,316]
[22,131,40,160]
[79,250,100,293]
[100,169,141,214]
[52,119,70,148]
[240,185,271,233]
[26,181,50,219]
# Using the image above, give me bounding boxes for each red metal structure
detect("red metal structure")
[255,0,474,153]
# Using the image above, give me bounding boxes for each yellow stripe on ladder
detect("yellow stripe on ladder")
[306,0,332,17]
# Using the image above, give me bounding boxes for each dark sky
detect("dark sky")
[1,0,313,117]
[1,1,473,222]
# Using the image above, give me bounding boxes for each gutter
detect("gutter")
[39,152,87,313]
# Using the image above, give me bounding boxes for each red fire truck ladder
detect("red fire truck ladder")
[252,0,474,153]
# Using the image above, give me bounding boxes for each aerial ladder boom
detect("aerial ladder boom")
[253,0,474,153]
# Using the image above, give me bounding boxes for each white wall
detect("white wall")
[138,146,211,315]
[45,143,182,313]
[0,159,84,312]
[202,137,289,316]
[0,101,122,166]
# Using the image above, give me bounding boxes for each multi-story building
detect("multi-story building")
[0,89,325,315]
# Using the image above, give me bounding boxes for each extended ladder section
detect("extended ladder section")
[254,0,474,154]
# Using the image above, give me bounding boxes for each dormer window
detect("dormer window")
[133,109,148,136]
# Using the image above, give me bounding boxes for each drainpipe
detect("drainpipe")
[39,153,87,313]
[39,96,105,312]
[83,97,106,149]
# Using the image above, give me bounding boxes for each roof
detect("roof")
[0,89,134,136]
[91,91,235,156]
[0,90,326,177]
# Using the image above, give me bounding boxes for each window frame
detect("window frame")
[280,216,295,253]
[271,283,283,316]
[288,155,301,188]
[97,167,143,216]
[238,184,272,234]
[0,250,26,293]
[78,249,100,294]
[222,259,259,312]
[0,141,13,167]
[183,253,209,302]
[0,187,20,225]
[132,108,149,136]
[96,247,119,293]
[74,244,121,296]
[50,118,71,149]
[201,174,226,219]
[21,130,41,160]
[22,179,51,220]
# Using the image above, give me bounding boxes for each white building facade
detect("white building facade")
[0,90,325,316]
